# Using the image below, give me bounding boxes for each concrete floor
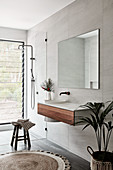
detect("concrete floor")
[0,130,90,170]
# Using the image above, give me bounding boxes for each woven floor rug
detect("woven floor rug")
[0,150,71,170]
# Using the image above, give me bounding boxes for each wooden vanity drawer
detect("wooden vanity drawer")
[38,103,75,125]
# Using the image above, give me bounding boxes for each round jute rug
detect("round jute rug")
[0,150,71,170]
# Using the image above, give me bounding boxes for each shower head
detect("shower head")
[18,45,24,49]
[18,44,33,49]
[18,45,34,59]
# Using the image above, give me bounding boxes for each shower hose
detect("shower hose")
[31,78,35,109]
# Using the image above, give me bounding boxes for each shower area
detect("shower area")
[26,32,47,138]
[0,40,24,124]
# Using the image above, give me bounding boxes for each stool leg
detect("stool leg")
[24,129,26,144]
[15,126,19,150]
[11,126,16,146]
[27,131,31,149]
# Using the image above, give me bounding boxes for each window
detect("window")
[0,40,24,124]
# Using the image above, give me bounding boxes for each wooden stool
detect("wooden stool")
[11,123,31,150]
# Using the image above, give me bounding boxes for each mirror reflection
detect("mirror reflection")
[58,29,100,89]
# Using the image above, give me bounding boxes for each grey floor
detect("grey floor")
[0,130,90,170]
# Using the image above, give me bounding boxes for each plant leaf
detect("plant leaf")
[82,124,90,130]
[90,114,98,131]
[103,125,106,149]
[100,101,113,122]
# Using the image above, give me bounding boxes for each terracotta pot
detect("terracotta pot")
[87,146,113,170]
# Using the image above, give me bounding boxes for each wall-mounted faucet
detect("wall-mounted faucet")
[59,91,70,96]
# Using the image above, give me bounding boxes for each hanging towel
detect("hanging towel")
[12,119,35,131]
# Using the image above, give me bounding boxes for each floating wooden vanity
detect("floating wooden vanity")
[38,103,75,125]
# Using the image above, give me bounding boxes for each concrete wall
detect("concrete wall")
[27,0,113,161]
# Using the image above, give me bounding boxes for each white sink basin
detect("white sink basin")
[44,100,81,111]
[45,100,69,104]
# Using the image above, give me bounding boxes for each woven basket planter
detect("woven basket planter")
[87,146,113,170]
[91,157,113,170]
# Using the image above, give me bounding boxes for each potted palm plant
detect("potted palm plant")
[77,101,113,170]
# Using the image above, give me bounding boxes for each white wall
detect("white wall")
[27,0,113,161]
[0,26,27,130]
[0,27,26,42]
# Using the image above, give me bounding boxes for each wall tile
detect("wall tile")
[69,125,97,161]
[27,0,113,161]
[103,0,113,9]
[68,0,103,38]
[47,122,69,149]
[103,3,113,37]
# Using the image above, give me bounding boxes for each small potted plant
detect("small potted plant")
[41,78,54,100]
[76,101,113,170]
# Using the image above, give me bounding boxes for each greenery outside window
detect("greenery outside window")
[0,40,24,124]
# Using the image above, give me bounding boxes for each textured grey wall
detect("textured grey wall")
[27,0,113,161]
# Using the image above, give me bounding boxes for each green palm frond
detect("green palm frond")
[80,102,103,124]
[103,125,106,149]
[77,115,98,132]
[79,117,93,125]
[90,114,98,131]
[82,124,90,130]
[94,102,104,114]
[105,121,113,131]
[80,102,96,114]
[104,122,108,129]
[100,101,113,122]
[104,121,113,151]
[78,101,113,152]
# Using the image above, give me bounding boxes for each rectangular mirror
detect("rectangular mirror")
[58,29,100,89]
